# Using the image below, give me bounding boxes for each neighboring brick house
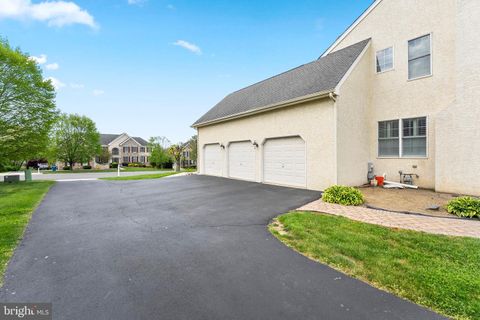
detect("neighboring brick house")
[193,0,480,196]
[94,133,151,168]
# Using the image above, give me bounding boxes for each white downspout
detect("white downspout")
[330,92,339,185]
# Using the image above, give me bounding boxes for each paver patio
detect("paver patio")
[298,199,480,238]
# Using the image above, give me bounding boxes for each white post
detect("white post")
[117,163,120,177]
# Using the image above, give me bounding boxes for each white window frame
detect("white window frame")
[377,116,428,159]
[407,33,433,81]
[375,46,394,74]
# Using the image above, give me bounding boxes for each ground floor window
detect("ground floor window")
[402,117,427,157]
[123,156,130,163]
[378,117,427,158]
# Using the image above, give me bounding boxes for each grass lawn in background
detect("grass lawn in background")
[43,167,173,174]
[0,181,54,285]
[100,172,179,181]
[270,211,480,320]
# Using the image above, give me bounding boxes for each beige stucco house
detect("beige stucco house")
[192,0,480,196]
[93,133,151,168]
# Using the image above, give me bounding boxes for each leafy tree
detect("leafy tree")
[168,144,184,172]
[187,135,198,164]
[96,147,111,164]
[53,113,101,170]
[0,38,58,169]
[148,136,172,169]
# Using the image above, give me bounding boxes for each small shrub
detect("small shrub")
[109,162,118,169]
[82,165,92,170]
[62,166,71,170]
[322,185,364,206]
[446,196,480,218]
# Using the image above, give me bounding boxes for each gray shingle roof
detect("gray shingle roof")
[100,134,149,146]
[193,39,370,127]
[100,134,120,145]
[133,137,149,146]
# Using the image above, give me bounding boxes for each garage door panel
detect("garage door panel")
[204,144,222,176]
[263,137,306,188]
[228,141,255,181]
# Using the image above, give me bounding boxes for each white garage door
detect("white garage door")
[228,141,255,181]
[263,137,306,188]
[204,144,223,176]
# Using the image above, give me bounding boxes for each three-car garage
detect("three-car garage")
[202,136,307,188]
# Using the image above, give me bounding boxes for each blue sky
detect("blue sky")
[0,0,372,143]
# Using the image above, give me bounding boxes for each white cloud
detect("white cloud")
[92,89,104,96]
[47,76,65,90]
[166,4,175,10]
[127,0,146,5]
[70,83,84,89]
[0,0,97,28]
[173,40,202,55]
[45,62,59,70]
[29,54,47,64]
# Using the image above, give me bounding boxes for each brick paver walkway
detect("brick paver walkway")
[298,199,480,238]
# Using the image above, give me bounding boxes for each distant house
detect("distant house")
[192,0,480,196]
[181,142,197,168]
[94,133,151,168]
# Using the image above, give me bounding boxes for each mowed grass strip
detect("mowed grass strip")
[100,172,179,181]
[44,167,173,174]
[0,181,54,285]
[269,211,480,320]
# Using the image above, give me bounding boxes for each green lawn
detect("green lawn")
[270,211,480,320]
[0,181,54,285]
[100,172,179,181]
[43,167,173,174]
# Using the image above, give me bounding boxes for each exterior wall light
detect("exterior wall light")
[220,144,225,149]
[252,141,259,148]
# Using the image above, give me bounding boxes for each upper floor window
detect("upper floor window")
[140,147,145,153]
[112,148,119,155]
[408,34,431,80]
[376,47,393,73]
[123,146,130,153]
[131,147,138,153]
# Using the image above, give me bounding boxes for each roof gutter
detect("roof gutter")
[192,90,333,128]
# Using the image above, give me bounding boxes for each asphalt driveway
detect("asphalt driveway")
[0,175,444,319]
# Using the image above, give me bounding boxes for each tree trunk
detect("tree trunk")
[69,161,74,170]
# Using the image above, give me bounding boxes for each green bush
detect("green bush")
[446,196,480,218]
[109,162,118,169]
[322,185,365,206]
[62,166,71,170]
[82,165,92,170]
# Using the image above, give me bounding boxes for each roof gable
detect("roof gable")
[193,39,370,127]
[100,134,121,145]
[100,133,148,146]
[321,0,383,57]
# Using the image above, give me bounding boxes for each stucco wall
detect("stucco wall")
[329,0,456,188]
[435,0,480,196]
[197,99,336,190]
[336,46,372,186]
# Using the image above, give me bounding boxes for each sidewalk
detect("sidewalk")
[298,199,480,239]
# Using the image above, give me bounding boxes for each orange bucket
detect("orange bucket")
[375,176,384,186]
